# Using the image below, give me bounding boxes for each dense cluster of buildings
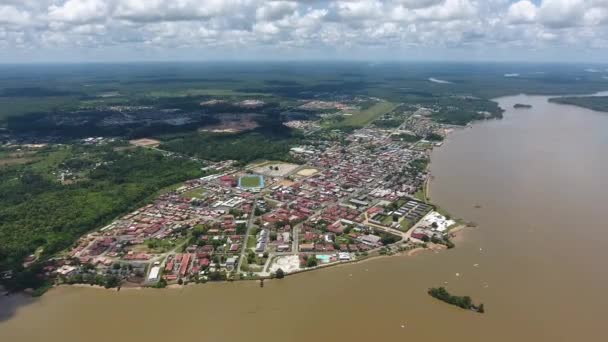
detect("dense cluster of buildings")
[55,106,456,286]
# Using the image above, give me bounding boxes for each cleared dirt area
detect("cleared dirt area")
[252,162,300,177]
[269,255,301,274]
[199,113,260,133]
[279,179,295,187]
[129,138,161,148]
[296,167,319,177]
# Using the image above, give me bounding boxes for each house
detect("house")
[148,266,161,281]
[179,254,191,277]
[199,258,210,268]
[226,257,238,271]
[359,234,382,246]
[410,228,429,240]
[56,265,77,276]
[300,243,315,252]
[255,241,266,252]
[277,244,291,252]
[338,252,351,261]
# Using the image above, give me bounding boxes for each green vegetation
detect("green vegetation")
[428,97,503,125]
[240,175,262,188]
[181,187,205,199]
[0,145,203,292]
[246,235,257,249]
[373,231,401,245]
[549,96,608,112]
[409,158,429,173]
[148,88,269,98]
[161,127,301,165]
[144,238,178,253]
[513,103,533,109]
[399,219,412,231]
[425,133,444,141]
[63,272,121,289]
[326,101,398,129]
[428,287,485,313]
[305,256,318,268]
[2,62,608,296]
[413,189,427,202]
[0,96,80,120]
[391,132,419,142]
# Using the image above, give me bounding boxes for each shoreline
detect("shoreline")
[8,112,476,298]
[43,226,469,295]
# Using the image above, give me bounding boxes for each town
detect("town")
[46,100,461,289]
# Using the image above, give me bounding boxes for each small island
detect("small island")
[428,287,485,313]
[513,103,533,109]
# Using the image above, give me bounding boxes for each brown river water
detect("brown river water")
[2,94,608,342]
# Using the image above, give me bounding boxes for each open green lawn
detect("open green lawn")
[331,101,398,128]
[240,175,262,188]
[181,187,205,199]
[246,235,256,249]
[399,219,412,232]
[381,215,394,226]
[414,188,427,202]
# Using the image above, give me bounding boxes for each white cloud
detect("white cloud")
[507,1,537,24]
[0,0,608,62]
[48,0,109,24]
[256,1,298,21]
[537,0,587,28]
[0,5,33,26]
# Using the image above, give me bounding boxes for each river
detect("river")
[1,94,608,342]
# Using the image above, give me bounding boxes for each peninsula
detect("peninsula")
[549,96,608,112]
[49,102,462,289]
[2,96,464,292]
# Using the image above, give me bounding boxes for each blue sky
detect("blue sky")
[1,0,608,63]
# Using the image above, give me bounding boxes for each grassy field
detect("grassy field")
[240,175,262,188]
[399,219,412,232]
[330,101,398,128]
[181,187,205,199]
[247,235,256,249]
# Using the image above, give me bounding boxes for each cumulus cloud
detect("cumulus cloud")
[507,1,537,24]
[0,0,608,61]
[48,0,109,24]
[0,5,34,26]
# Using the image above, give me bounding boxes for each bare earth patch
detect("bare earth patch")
[129,138,161,148]
[269,255,301,274]
[252,162,300,177]
[296,167,319,177]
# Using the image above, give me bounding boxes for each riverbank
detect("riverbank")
[5,91,608,342]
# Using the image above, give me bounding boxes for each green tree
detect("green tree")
[306,257,318,268]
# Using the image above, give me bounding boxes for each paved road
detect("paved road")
[237,200,258,273]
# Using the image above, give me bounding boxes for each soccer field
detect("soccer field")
[239,175,263,188]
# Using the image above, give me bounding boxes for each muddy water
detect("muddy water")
[2,94,608,342]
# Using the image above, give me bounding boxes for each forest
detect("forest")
[549,96,608,112]
[160,124,302,165]
[0,145,204,291]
